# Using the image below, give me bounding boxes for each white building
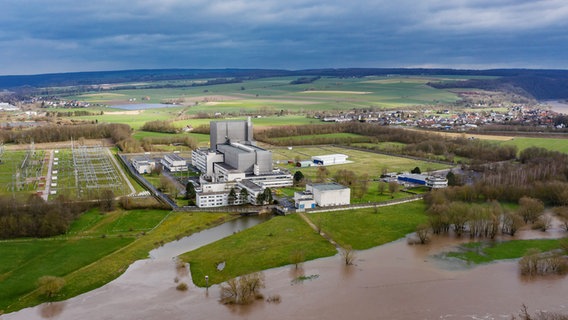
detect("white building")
[312,154,348,166]
[161,154,188,172]
[305,183,350,207]
[425,175,448,189]
[293,191,316,211]
[131,156,156,174]
[192,148,224,178]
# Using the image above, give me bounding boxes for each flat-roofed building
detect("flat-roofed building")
[161,153,188,172]
[131,156,156,174]
[306,183,350,207]
[293,191,316,211]
[312,154,348,166]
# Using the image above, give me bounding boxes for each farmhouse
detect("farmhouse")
[131,156,156,174]
[312,154,348,166]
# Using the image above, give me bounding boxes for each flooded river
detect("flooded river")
[3,218,568,320]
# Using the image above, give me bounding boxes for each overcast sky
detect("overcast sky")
[1,0,567,75]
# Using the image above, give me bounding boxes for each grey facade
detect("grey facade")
[210,119,253,151]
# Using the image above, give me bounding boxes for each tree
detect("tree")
[256,192,265,205]
[99,189,115,212]
[293,171,305,186]
[239,188,249,204]
[290,249,305,269]
[220,272,265,305]
[415,223,430,244]
[377,181,387,195]
[341,245,356,265]
[37,276,66,301]
[388,181,399,198]
[315,166,329,183]
[228,187,237,205]
[186,182,196,202]
[411,166,421,174]
[518,196,544,224]
[263,188,273,204]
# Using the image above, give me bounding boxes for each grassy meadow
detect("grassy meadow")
[444,239,563,264]
[181,200,429,287]
[0,209,235,312]
[273,145,450,181]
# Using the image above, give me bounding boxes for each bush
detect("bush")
[176,283,189,291]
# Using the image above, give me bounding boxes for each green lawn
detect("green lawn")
[309,201,428,249]
[180,214,337,287]
[0,237,133,311]
[498,137,568,154]
[274,146,450,181]
[0,210,234,312]
[445,239,564,264]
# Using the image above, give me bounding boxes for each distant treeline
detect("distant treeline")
[0,123,131,144]
[3,68,568,100]
[0,195,91,239]
[290,76,321,85]
[45,110,102,117]
[255,123,517,162]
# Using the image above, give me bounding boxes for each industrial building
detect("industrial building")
[294,183,351,209]
[161,154,188,172]
[131,156,156,174]
[191,118,293,208]
[397,173,448,189]
[312,154,349,166]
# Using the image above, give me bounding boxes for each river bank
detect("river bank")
[4,225,567,320]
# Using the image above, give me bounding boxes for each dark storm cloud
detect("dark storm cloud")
[1,0,567,75]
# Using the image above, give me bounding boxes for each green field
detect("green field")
[69,76,462,113]
[0,209,234,312]
[498,137,568,154]
[181,201,429,287]
[273,145,450,181]
[444,239,563,264]
[309,201,428,249]
[180,214,337,287]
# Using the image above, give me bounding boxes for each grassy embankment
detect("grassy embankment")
[0,208,234,313]
[444,239,564,264]
[180,201,427,287]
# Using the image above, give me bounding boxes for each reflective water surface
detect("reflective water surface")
[3,217,567,320]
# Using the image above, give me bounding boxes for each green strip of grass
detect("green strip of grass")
[180,214,337,287]
[310,201,428,250]
[446,239,563,264]
[0,237,133,311]
[3,211,233,313]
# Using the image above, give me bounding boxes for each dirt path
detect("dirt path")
[106,148,136,195]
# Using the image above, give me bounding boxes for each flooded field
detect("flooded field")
[3,221,567,320]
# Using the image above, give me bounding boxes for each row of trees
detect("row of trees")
[0,195,91,239]
[140,120,179,134]
[0,123,132,145]
[255,122,518,163]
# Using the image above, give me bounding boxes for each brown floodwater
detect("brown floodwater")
[3,221,568,320]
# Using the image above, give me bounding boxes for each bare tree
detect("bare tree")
[290,249,305,269]
[340,245,356,265]
[220,272,265,305]
[388,181,399,198]
[415,223,430,244]
[37,276,66,301]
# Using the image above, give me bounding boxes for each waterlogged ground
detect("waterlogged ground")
[4,226,568,320]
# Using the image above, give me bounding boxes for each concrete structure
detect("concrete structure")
[161,154,188,172]
[209,118,253,151]
[294,191,316,211]
[305,183,350,207]
[131,156,156,174]
[312,154,348,166]
[398,173,448,189]
[425,175,448,189]
[191,118,292,208]
[191,148,224,178]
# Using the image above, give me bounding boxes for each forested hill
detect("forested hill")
[1,68,568,100]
